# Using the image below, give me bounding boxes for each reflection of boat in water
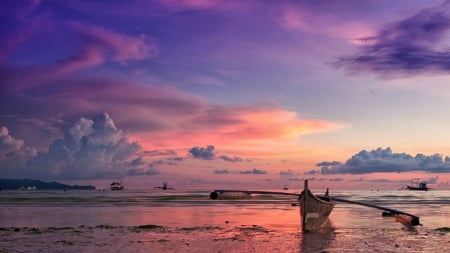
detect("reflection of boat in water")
[301,224,335,251]
[406,178,429,191]
[299,180,335,231]
[154,180,173,190]
[110,181,124,191]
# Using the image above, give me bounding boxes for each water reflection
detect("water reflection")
[300,221,336,252]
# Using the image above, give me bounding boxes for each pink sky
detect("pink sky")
[1,0,450,189]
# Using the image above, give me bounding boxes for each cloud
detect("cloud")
[126,168,159,176]
[303,169,319,175]
[0,127,24,158]
[213,169,230,174]
[280,169,295,175]
[334,1,450,77]
[158,0,242,11]
[426,176,439,184]
[188,145,245,162]
[0,0,50,62]
[62,21,158,69]
[239,168,267,174]
[143,149,177,156]
[217,155,244,163]
[0,126,36,178]
[24,113,142,179]
[318,147,450,174]
[189,145,216,160]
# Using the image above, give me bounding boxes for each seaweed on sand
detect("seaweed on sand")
[96,224,116,229]
[135,224,164,230]
[130,224,165,233]
[436,227,450,233]
[180,226,222,232]
[238,225,271,233]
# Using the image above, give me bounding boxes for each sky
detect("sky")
[1,0,450,190]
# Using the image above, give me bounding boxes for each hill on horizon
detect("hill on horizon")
[0,178,96,190]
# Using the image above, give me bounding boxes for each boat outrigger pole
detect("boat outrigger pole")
[317,195,421,226]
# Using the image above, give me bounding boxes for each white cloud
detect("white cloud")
[25,113,142,179]
[0,126,24,158]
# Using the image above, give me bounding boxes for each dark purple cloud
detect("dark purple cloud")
[218,155,244,163]
[127,168,159,176]
[239,168,267,174]
[318,147,450,174]
[213,169,230,174]
[143,149,177,156]
[189,145,245,162]
[280,169,295,175]
[189,145,216,160]
[334,1,450,77]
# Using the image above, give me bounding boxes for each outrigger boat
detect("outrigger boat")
[210,179,420,231]
[110,181,124,191]
[299,180,335,231]
[154,180,174,190]
[406,178,429,191]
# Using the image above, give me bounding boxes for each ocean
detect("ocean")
[0,188,449,252]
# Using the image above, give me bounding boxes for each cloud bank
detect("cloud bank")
[318,147,450,174]
[0,113,149,180]
[334,1,450,77]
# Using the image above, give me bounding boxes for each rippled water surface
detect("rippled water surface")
[1,189,449,252]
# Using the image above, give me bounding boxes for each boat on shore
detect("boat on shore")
[110,181,124,191]
[211,180,335,231]
[406,178,429,191]
[210,179,420,230]
[298,180,335,231]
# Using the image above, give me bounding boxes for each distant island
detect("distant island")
[0,178,96,190]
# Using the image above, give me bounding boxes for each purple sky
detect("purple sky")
[1,0,450,189]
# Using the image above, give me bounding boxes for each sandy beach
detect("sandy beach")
[1,223,449,252]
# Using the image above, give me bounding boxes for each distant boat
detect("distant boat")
[406,178,429,191]
[154,180,173,190]
[18,185,38,190]
[110,181,124,191]
[283,185,289,190]
[298,180,335,231]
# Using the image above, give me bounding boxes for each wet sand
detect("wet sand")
[1,224,449,252]
[1,189,449,252]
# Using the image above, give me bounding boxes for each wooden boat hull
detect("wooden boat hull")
[299,181,335,231]
[406,185,428,191]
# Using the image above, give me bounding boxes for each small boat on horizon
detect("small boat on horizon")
[19,185,38,190]
[154,180,173,190]
[110,181,124,191]
[406,178,429,191]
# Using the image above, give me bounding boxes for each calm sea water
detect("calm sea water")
[1,188,449,252]
[0,189,449,228]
